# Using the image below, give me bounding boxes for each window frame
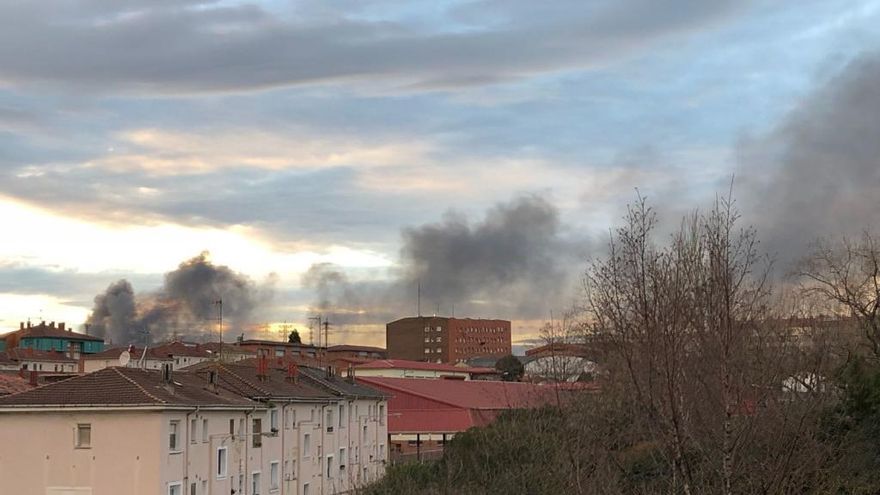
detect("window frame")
[169,420,181,453]
[252,471,262,495]
[270,461,280,491]
[216,446,228,479]
[168,482,182,495]
[75,423,91,449]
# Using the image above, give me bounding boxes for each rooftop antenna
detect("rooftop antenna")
[213,299,223,360]
[308,315,322,346]
[323,320,330,348]
[417,281,421,317]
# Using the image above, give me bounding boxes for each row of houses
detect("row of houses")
[0,358,389,495]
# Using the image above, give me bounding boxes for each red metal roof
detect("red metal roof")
[358,376,564,410]
[326,345,386,354]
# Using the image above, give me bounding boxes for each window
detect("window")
[303,433,311,457]
[326,408,334,432]
[379,404,386,426]
[270,409,278,431]
[275,349,284,357]
[270,461,280,491]
[252,472,261,495]
[379,444,385,460]
[75,424,91,448]
[217,447,228,478]
[340,447,346,469]
[423,348,430,354]
[229,419,235,436]
[303,483,310,495]
[326,455,334,479]
[190,482,196,495]
[424,337,431,343]
[284,408,291,429]
[362,425,367,442]
[253,418,262,448]
[436,347,442,353]
[239,418,245,438]
[169,420,180,451]
[436,336,442,342]
[436,326,442,332]
[202,419,208,442]
[338,404,345,428]
[168,482,182,495]
[190,419,198,444]
[423,326,430,333]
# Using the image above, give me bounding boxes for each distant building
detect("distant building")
[235,339,324,364]
[0,361,389,494]
[386,316,511,364]
[354,359,496,381]
[0,321,104,356]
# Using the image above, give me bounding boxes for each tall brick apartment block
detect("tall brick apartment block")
[386,316,511,364]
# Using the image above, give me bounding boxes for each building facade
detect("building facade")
[0,361,388,495]
[0,321,104,355]
[386,317,511,364]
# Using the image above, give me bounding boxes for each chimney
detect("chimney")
[286,362,299,383]
[346,365,355,384]
[325,366,333,379]
[206,369,219,393]
[49,321,55,329]
[257,355,268,381]
[59,322,66,331]
[29,370,38,386]
[19,322,23,330]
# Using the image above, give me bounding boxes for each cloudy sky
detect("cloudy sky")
[2,0,880,348]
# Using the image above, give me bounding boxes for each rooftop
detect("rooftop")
[357,376,565,410]
[5,348,76,363]
[326,344,386,354]
[0,322,103,342]
[0,367,259,409]
[355,359,495,375]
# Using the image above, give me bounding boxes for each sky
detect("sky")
[2,0,880,349]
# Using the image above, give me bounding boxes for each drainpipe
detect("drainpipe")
[184,408,196,495]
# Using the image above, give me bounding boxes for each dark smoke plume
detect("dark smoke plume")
[86,252,266,345]
[302,195,583,330]
[738,52,880,268]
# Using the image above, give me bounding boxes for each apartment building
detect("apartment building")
[0,361,388,495]
[386,316,512,364]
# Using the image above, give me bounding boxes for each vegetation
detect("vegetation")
[362,196,880,494]
[494,354,525,381]
[288,329,302,344]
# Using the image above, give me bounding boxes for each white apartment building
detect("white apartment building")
[0,362,388,495]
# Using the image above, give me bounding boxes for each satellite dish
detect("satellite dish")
[118,351,131,367]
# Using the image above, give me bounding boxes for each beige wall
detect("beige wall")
[0,410,163,495]
[0,400,388,495]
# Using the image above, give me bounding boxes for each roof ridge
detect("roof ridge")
[113,368,166,404]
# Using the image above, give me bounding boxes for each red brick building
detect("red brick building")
[386,316,511,364]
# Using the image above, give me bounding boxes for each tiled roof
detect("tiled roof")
[186,362,336,401]
[0,373,33,396]
[0,367,260,408]
[237,340,323,350]
[6,348,76,363]
[355,359,493,374]
[357,376,564,410]
[1,325,103,342]
[0,352,16,366]
[298,366,388,400]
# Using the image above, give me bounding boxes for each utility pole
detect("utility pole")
[213,299,223,360]
[323,320,330,348]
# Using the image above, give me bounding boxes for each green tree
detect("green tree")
[495,355,524,382]
[288,329,302,344]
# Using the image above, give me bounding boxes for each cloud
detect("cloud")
[0,0,745,94]
[738,51,880,268]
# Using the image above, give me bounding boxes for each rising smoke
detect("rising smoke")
[738,52,880,268]
[86,252,267,345]
[302,195,584,330]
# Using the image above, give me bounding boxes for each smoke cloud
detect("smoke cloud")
[86,252,268,345]
[302,195,584,331]
[739,52,880,268]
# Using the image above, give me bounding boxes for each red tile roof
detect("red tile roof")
[6,348,76,363]
[0,373,33,395]
[355,359,493,374]
[0,367,260,408]
[1,325,103,342]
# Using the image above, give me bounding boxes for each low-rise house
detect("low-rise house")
[0,321,104,355]
[81,346,174,373]
[5,348,78,373]
[354,359,495,381]
[235,339,324,363]
[0,359,388,495]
